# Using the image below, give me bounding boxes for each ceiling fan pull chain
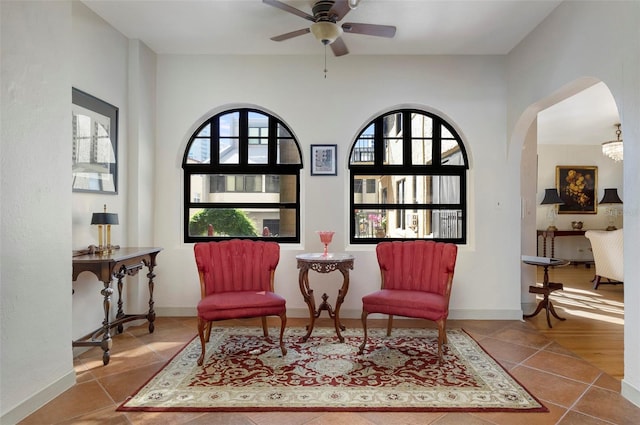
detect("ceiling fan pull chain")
[324,44,328,79]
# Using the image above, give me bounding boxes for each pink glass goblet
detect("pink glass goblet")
[317,231,335,256]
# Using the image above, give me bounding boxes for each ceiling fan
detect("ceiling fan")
[263,0,396,56]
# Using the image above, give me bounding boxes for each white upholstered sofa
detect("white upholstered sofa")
[585,229,623,289]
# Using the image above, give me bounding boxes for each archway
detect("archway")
[517,78,623,379]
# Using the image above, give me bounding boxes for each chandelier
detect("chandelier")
[602,123,623,161]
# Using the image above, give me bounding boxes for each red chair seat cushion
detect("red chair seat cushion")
[197,291,286,321]
[362,289,448,321]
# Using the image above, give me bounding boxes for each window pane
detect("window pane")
[188,207,296,238]
[383,113,402,136]
[277,123,292,138]
[193,174,298,203]
[353,208,462,239]
[441,140,463,166]
[354,179,363,194]
[248,143,268,164]
[265,175,280,193]
[411,113,432,137]
[279,175,298,203]
[187,138,210,164]
[219,112,239,137]
[196,124,210,138]
[277,138,301,164]
[353,175,460,204]
[248,112,268,164]
[220,137,239,164]
[412,138,432,165]
[383,139,403,165]
[350,124,375,165]
[244,175,261,192]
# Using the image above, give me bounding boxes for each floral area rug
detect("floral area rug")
[117,326,547,412]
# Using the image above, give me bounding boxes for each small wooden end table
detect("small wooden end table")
[522,256,569,328]
[296,253,354,342]
[72,247,162,365]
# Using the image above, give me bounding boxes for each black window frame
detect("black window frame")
[182,108,303,243]
[348,109,469,244]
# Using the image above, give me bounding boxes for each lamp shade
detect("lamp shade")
[541,188,564,205]
[599,188,623,204]
[91,212,119,225]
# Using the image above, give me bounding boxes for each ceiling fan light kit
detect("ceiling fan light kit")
[310,21,342,45]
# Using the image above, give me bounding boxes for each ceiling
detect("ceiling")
[81,0,621,146]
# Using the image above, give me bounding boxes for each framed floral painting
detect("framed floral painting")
[556,165,597,214]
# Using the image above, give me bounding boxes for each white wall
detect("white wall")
[70,1,130,341]
[1,1,75,423]
[507,0,639,407]
[152,54,523,321]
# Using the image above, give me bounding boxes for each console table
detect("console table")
[72,247,162,365]
[522,256,569,328]
[296,253,354,343]
[537,229,586,257]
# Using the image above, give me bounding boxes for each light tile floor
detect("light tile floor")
[18,316,639,425]
[19,266,639,424]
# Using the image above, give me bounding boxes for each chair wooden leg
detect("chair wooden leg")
[261,316,269,337]
[278,312,287,356]
[204,321,212,342]
[197,317,207,366]
[436,319,446,363]
[358,311,369,354]
[386,315,394,336]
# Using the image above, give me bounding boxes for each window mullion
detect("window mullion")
[403,112,412,165]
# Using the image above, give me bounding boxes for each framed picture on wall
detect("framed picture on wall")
[556,165,597,214]
[311,144,337,176]
[72,88,118,193]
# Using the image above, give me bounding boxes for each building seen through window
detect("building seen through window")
[349,109,468,244]
[182,108,302,243]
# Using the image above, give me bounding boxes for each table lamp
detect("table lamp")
[91,204,119,254]
[541,188,564,231]
[599,188,623,230]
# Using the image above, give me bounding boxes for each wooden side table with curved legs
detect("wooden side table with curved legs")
[522,256,570,328]
[296,253,354,342]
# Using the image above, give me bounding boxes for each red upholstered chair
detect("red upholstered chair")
[193,240,287,366]
[358,240,458,361]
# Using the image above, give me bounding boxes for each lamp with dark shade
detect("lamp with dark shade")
[599,188,623,230]
[541,188,564,231]
[91,204,119,254]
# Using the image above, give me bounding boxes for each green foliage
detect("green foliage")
[189,208,258,237]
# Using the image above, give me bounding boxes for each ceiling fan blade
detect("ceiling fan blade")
[329,0,352,22]
[270,28,311,42]
[330,37,349,56]
[263,0,315,22]
[342,22,396,38]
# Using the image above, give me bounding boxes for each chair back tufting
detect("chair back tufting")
[376,240,458,295]
[194,239,280,296]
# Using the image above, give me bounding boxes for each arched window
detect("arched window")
[349,109,469,244]
[182,108,302,243]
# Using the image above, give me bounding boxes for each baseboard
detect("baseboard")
[156,307,197,316]
[1,370,76,425]
[156,307,524,321]
[622,379,640,408]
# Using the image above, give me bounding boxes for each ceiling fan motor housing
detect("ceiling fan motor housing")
[312,1,339,23]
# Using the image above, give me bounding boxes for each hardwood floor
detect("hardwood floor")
[526,264,624,380]
[18,266,637,424]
